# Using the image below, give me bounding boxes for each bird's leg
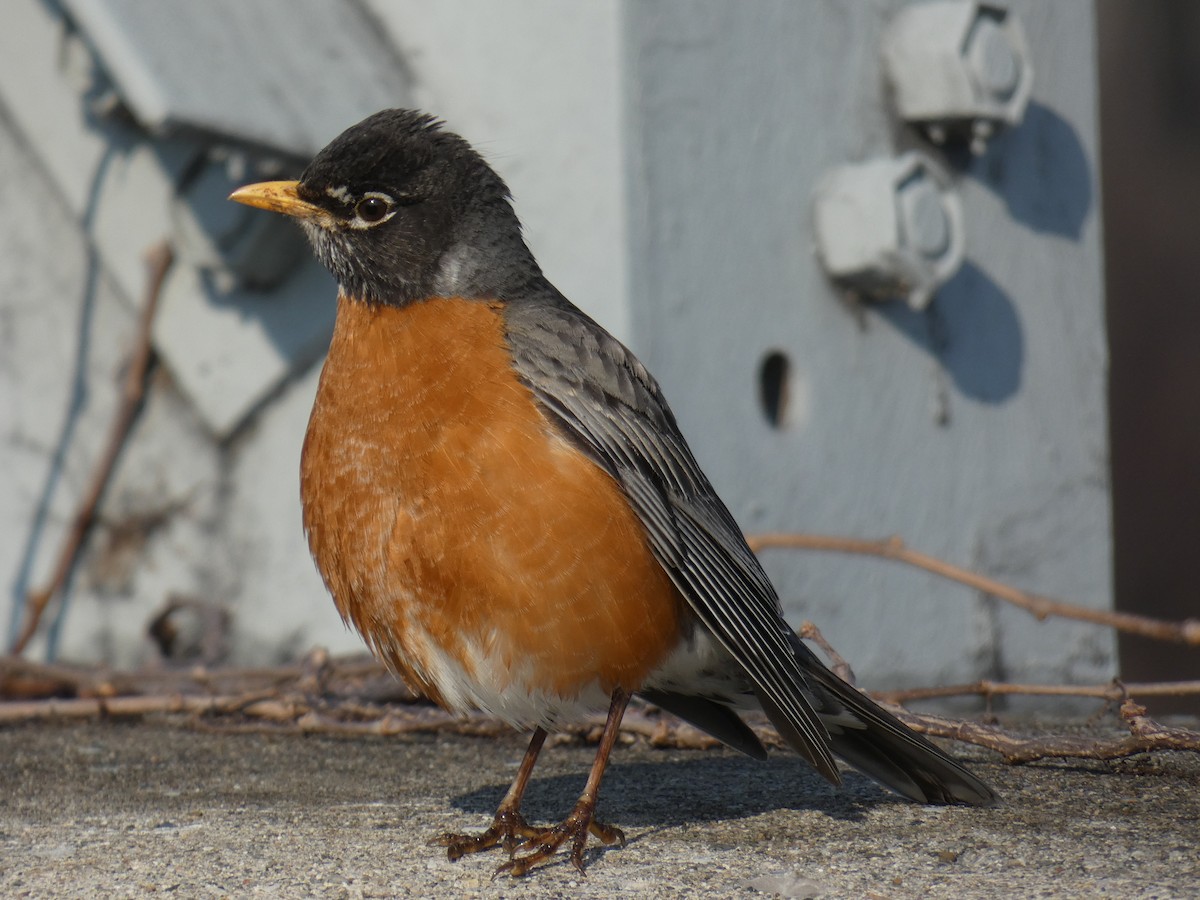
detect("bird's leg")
[438,726,550,860]
[498,687,631,877]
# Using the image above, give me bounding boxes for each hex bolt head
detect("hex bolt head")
[966,14,1020,101]
[813,152,964,310]
[896,174,951,259]
[882,1,1034,152]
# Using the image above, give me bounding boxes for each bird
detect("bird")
[229,109,994,877]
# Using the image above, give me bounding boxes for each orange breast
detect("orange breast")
[300,295,684,721]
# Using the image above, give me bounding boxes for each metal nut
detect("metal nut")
[813,152,964,310]
[882,1,1033,152]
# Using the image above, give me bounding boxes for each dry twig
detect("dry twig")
[895,701,1200,764]
[0,652,407,703]
[11,242,175,655]
[798,620,856,685]
[746,532,1200,646]
[876,679,1200,705]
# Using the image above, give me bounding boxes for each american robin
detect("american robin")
[229,109,994,877]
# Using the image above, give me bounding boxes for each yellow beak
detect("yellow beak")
[228,180,330,223]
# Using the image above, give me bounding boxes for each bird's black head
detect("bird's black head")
[231,109,540,305]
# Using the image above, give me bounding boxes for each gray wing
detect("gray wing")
[503,299,840,782]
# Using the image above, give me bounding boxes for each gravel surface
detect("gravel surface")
[2,719,1197,898]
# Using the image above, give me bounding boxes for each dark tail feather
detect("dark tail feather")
[793,638,996,806]
[640,644,995,807]
[639,689,768,760]
[754,688,843,785]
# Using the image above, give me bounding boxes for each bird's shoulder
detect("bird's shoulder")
[499,290,752,571]
[501,293,668,429]
[499,292,706,499]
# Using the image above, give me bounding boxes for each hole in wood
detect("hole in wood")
[759,350,790,429]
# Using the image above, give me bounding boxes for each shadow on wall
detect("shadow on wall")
[873,261,1024,405]
[869,99,1095,408]
[965,100,1094,242]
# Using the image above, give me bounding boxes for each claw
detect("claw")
[437,808,547,861]
[442,690,633,877]
[492,803,623,877]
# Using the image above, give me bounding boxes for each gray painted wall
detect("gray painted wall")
[624,0,1110,687]
[0,1,1110,692]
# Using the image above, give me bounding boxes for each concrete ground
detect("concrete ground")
[1,719,1197,899]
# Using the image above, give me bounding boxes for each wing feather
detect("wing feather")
[504,299,838,779]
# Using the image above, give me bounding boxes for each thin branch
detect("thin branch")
[0,692,271,724]
[747,532,1200,646]
[798,620,856,685]
[11,242,175,655]
[0,652,405,702]
[894,703,1200,764]
[876,679,1200,705]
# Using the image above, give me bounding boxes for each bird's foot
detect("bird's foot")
[436,806,548,861]
[494,800,625,878]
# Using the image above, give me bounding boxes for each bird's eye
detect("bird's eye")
[355,194,393,224]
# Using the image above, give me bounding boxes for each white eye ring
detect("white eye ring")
[350,192,396,228]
